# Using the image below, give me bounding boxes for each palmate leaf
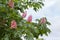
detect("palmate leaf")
[25,31,34,40]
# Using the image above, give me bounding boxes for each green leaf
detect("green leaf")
[2,34,9,40]
[46,21,51,25]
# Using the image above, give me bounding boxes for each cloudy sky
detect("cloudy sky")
[42,0,60,40]
[26,0,60,40]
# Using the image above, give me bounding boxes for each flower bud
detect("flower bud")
[10,20,17,29]
[27,15,32,22]
[8,0,14,8]
[40,17,46,24]
[22,11,27,18]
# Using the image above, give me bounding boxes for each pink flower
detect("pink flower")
[40,17,46,24]
[10,20,17,29]
[27,15,32,22]
[22,11,27,18]
[8,0,14,8]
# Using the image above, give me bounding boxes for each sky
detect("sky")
[42,0,60,40]
[25,0,60,40]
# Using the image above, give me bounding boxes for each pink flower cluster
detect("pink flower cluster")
[22,11,32,22]
[8,0,14,8]
[22,11,27,18]
[27,15,32,22]
[10,11,32,29]
[10,20,17,29]
[40,17,46,24]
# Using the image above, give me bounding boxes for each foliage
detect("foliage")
[0,0,51,40]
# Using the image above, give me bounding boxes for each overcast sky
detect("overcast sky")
[42,0,60,40]
[25,0,60,40]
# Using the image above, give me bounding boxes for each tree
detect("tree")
[0,0,51,40]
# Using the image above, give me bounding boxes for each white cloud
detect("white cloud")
[43,0,57,8]
[44,16,60,40]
